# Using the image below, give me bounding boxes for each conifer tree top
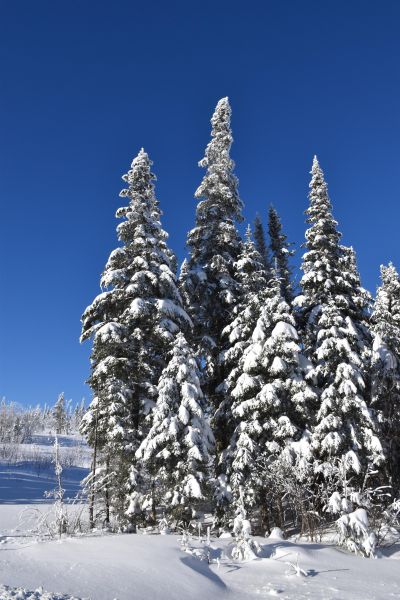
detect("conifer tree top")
[181,97,244,363]
[253,214,271,273]
[119,148,155,204]
[194,96,243,222]
[299,156,343,303]
[372,262,400,346]
[268,205,294,303]
[307,156,339,235]
[380,262,400,286]
[81,146,190,344]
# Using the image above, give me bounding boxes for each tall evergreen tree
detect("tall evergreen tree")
[214,226,270,515]
[80,149,191,529]
[268,205,295,304]
[137,333,214,517]
[52,393,67,435]
[228,275,316,519]
[297,157,384,486]
[180,97,244,449]
[253,213,272,272]
[371,263,400,492]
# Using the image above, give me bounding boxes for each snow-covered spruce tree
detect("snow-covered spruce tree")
[180,97,244,454]
[228,274,316,528]
[326,484,378,558]
[81,149,191,530]
[73,398,86,431]
[214,226,270,517]
[371,263,400,493]
[52,393,67,435]
[268,205,295,304]
[137,333,214,521]
[296,156,384,497]
[253,213,272,273]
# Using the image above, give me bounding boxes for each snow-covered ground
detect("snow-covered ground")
[1,526,400,600]
[0,434,400,600]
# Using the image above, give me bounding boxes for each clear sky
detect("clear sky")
[1,0,400,408]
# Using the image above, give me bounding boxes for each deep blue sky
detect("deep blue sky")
[1,0,400,408]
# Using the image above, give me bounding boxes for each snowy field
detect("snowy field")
[0,434,400,600]
[0,436,89,506]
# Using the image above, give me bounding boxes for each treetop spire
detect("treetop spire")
[211,96,231,127]
[245,223,252,242]
[196,98,243,224]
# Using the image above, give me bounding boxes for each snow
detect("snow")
[372,334,397,370]
[183,474,202,499]
[0,435,90,505]
[344,450,361,474]
[1,523,400,600]
[268,527,285,540]
[0,585,81,600]
[271,321,298,340]
[328,491,342,514]
[95,322,124,344]
[270,356,286,374]
[156,298,193,326]
[129,297,146,317]
[337,508,377,558]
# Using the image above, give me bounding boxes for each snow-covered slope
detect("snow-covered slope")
[0,531,400,600]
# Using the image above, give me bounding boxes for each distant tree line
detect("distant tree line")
[0,395,86,444]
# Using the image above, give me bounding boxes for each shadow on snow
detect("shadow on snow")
[0,463,88,504]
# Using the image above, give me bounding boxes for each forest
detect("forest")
[76,97,400,559]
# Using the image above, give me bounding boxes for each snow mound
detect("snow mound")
[268,527,285,540]
[0,585,82,600]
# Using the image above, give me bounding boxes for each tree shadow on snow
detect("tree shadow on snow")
[180,555,227,589]
[380,544,400,558]
[306,568,350,577]
[0,464,88,504]
[223,563,243,573]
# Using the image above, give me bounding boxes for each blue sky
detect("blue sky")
[1,0,400,408]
